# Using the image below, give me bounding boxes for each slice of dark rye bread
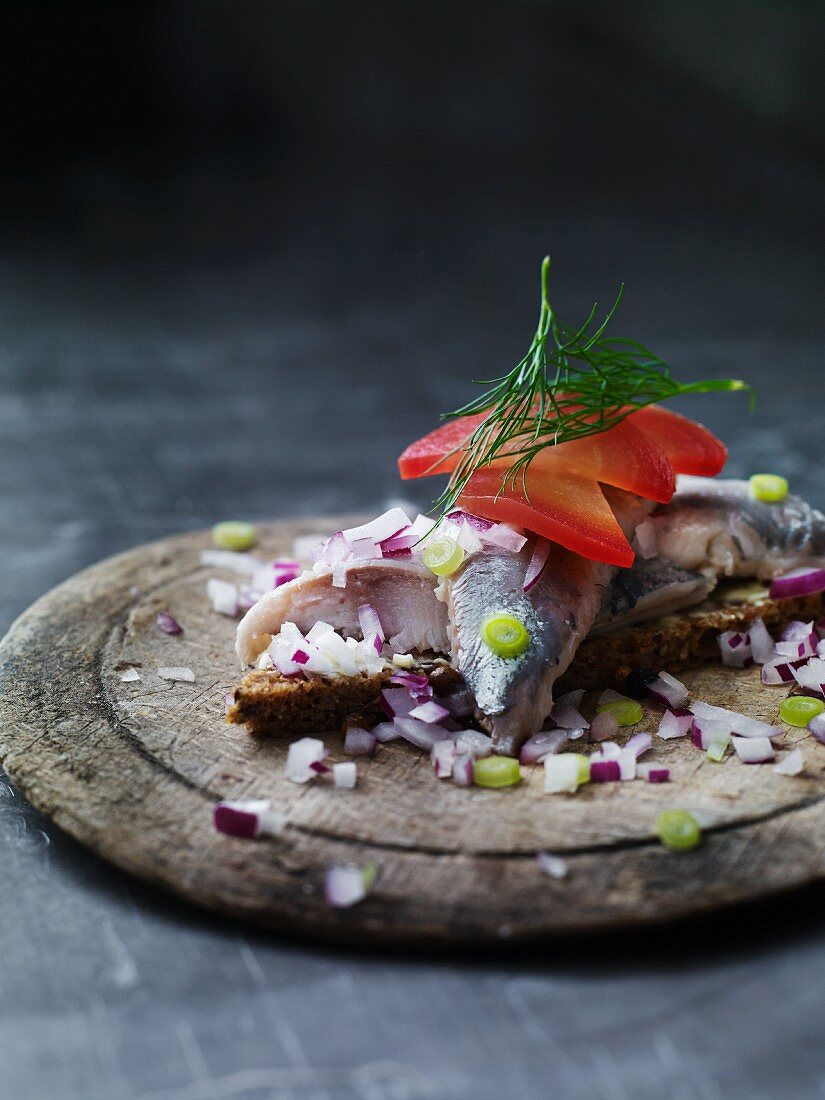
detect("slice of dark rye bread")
[227,581,825,738]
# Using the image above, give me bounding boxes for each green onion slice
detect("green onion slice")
[655,809,702,851]
[780,695,825,727]
[422,537,465,577]
[473,755,522,788]
[212,521,257,551]
[479,613,530,658]
[596,698,643,727]
[749,474,789,503]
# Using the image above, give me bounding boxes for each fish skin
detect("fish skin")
[591,557,714,635]
[650,476,825,580]
[235,559,448,666]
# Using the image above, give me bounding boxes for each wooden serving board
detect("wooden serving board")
[1,518,824,946]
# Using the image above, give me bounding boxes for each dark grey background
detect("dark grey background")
[1,4,824,1098]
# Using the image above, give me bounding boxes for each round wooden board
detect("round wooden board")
[1,518,824,946]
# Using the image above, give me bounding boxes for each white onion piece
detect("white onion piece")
[632,519,658,560]
[536,851,569,880]
[455,729,494,759]
[350,537,378,560]
[776,621,818,660]
[761,657,805,685]
[343,508,411,546]
[431,740,457,779]
[200,549,264,576]
[358,603,385,644]
[617,747,637,781]
[293,535,323,562]
[409,700,450,725]
[480,523,527,553]
[157,666,195,682]
[732,735,775,763]
[591,740,621,760]
[331,561,347,588]
[597,688,628,706]
[207,577,239,617]
[647,671,689,709]
[791,657,825,696]
[371,721,402,743]
[448,753,472,786]
[543,755,580,794]
[551,689,589,730]
[656,711,693,740]
[748,618,775,665]
[691,700,781,739]
[808,712,825,744]
[324,863,373,909]
[119,667,141,682]
[285,737,327,783]
[380,687,417,719]
[718,630,753,668]
[589,710,619,742]
[343,727,376,756]
[774,749,804,776]
[393,717,453,751]
[333,762,357,789]
[318,530,350,566]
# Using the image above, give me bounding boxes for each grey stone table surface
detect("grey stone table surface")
[3,97,825,1100]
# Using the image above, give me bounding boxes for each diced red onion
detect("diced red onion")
[446,509,494,532]
[791,657,825,696]
[224,691,233,715]
[769,567,825,600]
[206,578,239,617]
[350,537,378,560]
[156,611,183,635]
[324,863,372,909]
[761,657,806,685]
[808,712,825,744]
[590,760,621,782]
[626,732,653,759]
[452,753,475,786]
[318,530,350,566]
[732,735,775,763]
[393,717,453,751]
[591,741,621,760]
[344,726,377,756]
[647,670,689,709]
[379,531,417,556]
[748,617,775,664]
[380,687,417,719]
[431,740,457,778]
[776,622,818,661]
[343,508,411,546]
[409,700,451,724]
[213,799,286,839]
[238,585,263,611]
[455,729,494,759]
[544,754,581,793]
[718,630,753,668]
[390,671,429,690]
[617,747,637,780]
[691,700,781,739]
[285,737,327,783]
[656,711,693,740]
[358,602,385,646]
[551,689,589,731]
[647,767,670,782]
[523,536,552,592]
[774,749,804,776]
[589,710,619,742]
[536,851,569,880]
[333,762,357,788]
[519,729,569,765]
[480,523,527,553]
[371,721,401,743]
[200,549,264,576]
[331,561,347,588]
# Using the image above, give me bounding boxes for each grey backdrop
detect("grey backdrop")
[1,4,824,1098]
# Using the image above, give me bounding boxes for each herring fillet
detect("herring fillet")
[235,559,448,666]
[650,475,825,580]
[442,493,653,755]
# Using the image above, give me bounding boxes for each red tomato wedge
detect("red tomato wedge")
[457,465,635,567]
[398,413,675,503]
[625,405,727,477]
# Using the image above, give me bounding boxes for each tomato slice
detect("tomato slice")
[457,465,635,567]
[627,405,727,476]
[398,414,674,503]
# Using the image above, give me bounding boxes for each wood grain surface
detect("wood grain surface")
[1,518,823,946]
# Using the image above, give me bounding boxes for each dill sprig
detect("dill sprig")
[433,257,751,518]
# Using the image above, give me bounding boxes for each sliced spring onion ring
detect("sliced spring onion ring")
[596,698,643,727]
[422,536,465,577]
[212,521,257,551]
[480,613,530,658]
[749,473,788,502]
[655,809,701,851]
[779,695,825,727]
[473,755,522,788]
